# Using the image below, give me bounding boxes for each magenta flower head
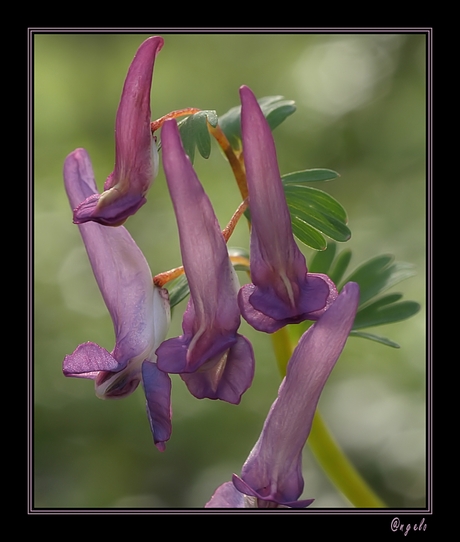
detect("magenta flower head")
[206,282,359,508]
[155,119,255,404]
[72,36,164,227]
[238,85,337,333]
[63,148,172,451]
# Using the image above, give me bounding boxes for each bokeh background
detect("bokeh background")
[34,31,427,509]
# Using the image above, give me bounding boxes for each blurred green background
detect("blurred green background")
[34,32,427,509]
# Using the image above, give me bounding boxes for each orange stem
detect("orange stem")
[222,199,248,242]
[151,108,202,133]
[207,123,248,200]
[154,199,248,287]
[153,265,185,288]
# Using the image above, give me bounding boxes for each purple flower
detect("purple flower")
[63,148,172,451]
[206,282,359,508]
[72,36,164,226]
[155,119,255,404]
[237,85,337,333]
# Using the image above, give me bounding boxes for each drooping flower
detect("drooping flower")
[206,282,360,508]
[238,85,337,333]
[155,119,255,404]
[72,36,164,226]
[63,148,172,451]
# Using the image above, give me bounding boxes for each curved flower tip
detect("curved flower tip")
[156,118,255,403]
[206,282,359,508]
[72,36,164,226]
[237,85,337,333]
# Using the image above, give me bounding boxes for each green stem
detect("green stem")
[309,412,385,507]
[270,328,386,508]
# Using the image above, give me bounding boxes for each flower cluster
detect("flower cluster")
[63,37,359,506]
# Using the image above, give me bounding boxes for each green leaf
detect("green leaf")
[307,246,420,347]
[166,274,190,310]
[349,330,401,348]
[291,220,327,250]
[259,95,297,132]
[309,242,337,274]
[281,168,340,185]
[219,95,296,150]
[284,185,351,248]
[308,242,353,286]
[176,110,218,163]
[340,255,417,307]
[329,249,352,286]
[353,295,421,329]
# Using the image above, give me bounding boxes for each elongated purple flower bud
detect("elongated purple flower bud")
[206,282,359,508]
[156,119,255,404]
[238,85,337,333]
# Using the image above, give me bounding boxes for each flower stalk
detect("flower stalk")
[207,122,248,200]
[153,199,249,287]
[151,108,202,133]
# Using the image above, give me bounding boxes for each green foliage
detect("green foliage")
[309,243,421,348]
[283,183,351,250]
[352,293,421,330]
[175,99,349,253]
[348,331,401,348]
[342,255,417,307]
[282,168,340,185]
[328,249,353,286]
[176,110,218,163]
[219,95,296,150]
[166,274,189,311]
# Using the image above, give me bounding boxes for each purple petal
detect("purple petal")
[73,36,164,226]
[160,119,240,328]
[72,190,147,227]
[238,282,360,504]
[231,474,314,509]
[63,149,169,385]
[63,342,119,379]
[157,119,249,381]
[155,333,236,375]
[240,85,302,269]
[205,481,247,508]
[239,273,337,333]
[180,334,255,404]
[142,361,172,452]
[238,85,337,331]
